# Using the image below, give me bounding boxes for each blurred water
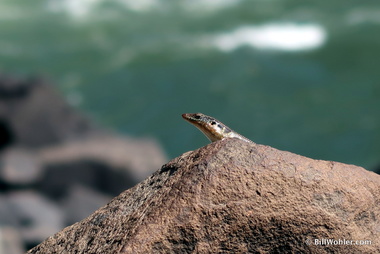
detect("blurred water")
[1,0,379,169]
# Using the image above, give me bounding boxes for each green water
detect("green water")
[1,0,379,170]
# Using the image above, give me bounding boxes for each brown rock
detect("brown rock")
[27,139,380,253]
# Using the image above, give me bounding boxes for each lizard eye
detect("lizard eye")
[194,115,201,119]
[211,121,216,125]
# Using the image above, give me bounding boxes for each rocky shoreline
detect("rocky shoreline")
[0,75,167,253]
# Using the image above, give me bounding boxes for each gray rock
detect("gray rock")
[38,135,167,184]
[0,74,169,252]
[6,191,64,245]
[0,194,18,227]
[0,226,25,254]
[26,139,380,253]
[61,184,112,225]
[0,76,96,148]
[0,148,42,185]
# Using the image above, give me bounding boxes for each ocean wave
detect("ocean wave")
[212,23,327,52]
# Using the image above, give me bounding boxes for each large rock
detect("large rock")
[27,139,380,253]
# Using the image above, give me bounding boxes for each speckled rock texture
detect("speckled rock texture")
[27,139,380,253]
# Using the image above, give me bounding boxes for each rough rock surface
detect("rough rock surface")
[27,139,380,253]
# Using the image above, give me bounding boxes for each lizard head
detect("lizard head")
[182,113,230,142]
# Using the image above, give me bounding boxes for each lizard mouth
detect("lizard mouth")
[181,113,191,123]
[182,113,201,122]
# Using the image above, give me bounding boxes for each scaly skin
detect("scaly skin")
[182,113,252,143]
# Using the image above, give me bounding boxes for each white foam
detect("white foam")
[47,0,242,18]
[47,0,160,18]
[213,23,327,52]
[47,0,101,18]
